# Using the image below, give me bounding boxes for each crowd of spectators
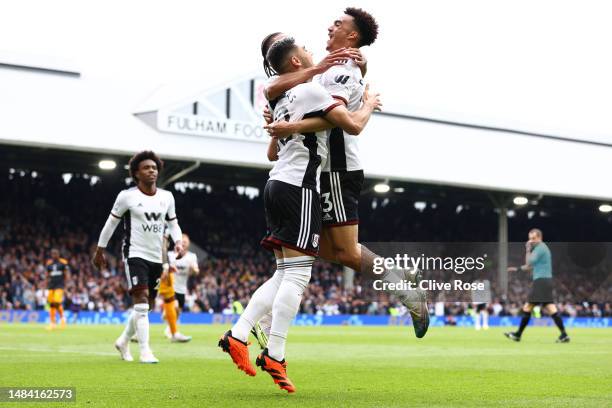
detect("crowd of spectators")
[1,171,610,318]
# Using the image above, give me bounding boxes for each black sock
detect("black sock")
[551,312,567,336]
[516,310,531,336]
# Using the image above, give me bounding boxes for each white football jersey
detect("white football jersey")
[110,187,178,263]
[316,60,365,172]
[168,251,198,294]
[268,82,341,191]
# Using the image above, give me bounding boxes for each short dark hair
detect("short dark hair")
[266,37,297,75]
[128,150,163,182]
[529,228,543,239]
[261,32,283,77]
[345,7,379,47]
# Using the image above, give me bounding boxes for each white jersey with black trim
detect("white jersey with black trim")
[268,81,341,191]
[316,60,365,172]
[109,187,178,263]
[168,251,198,294]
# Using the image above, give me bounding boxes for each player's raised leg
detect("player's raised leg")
[218,249,284,376]
[323,224,429,338]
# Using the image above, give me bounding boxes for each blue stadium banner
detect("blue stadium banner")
[0,310,610,327]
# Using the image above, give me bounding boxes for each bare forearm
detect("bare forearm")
[348,104,375,134]
[266,67,320,100]
[267,138,279,161]
[292,117,334,134]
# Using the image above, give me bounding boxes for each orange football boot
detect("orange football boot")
[218,330,256,376]
[255,348,295,393]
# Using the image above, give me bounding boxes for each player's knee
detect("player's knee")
[134,303,149,316]
[283,269,311,292]
[131,288,149,305]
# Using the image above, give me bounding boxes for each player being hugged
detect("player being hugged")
[93,150,184,363]
[218,36,381,393]
[261,8,429,341]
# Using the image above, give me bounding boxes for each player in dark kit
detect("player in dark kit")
[46,248,69,330]
[93,150,184,363]
[504,228,570,343]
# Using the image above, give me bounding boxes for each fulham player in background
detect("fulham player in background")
[93,151,184,363]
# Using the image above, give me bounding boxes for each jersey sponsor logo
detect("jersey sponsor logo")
[142,212,164,233]
[312,233,320,248]
[144,212,162,221]
[334,75,350,85]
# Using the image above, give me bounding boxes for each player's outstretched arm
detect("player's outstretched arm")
[265,48,352,100]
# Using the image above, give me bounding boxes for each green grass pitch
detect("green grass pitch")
[0,324,610,407]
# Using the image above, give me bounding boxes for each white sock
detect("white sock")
[133,303,150,353]
[118,310,136,344]
[267,256,313,361]
[231,259,285,342]
[260,311,272,339]
[482,311,489,328]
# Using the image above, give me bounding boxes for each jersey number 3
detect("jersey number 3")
[321,193,333,213]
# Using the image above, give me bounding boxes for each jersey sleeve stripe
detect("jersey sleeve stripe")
[110,212,121,219]
[331,95,348,105]
[166,216,177,221]
[324,101,343,114]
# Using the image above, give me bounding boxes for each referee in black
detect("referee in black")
[504,228,570,343]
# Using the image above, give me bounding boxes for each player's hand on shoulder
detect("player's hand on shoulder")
[316,48,351,73]
[362,83,382,112]
[347,47,367,69]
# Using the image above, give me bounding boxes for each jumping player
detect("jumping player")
[261,8,429,339]
[219,36,382,393]
[504,229,570,343]
[93,150,184,363]
[46,248,69,330]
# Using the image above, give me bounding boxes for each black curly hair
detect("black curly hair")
[345,7,379,47]
[261,32,284,77]
[128,150,163,182]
